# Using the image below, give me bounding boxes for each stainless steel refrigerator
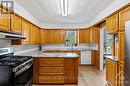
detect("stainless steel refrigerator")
[125,21,130,86]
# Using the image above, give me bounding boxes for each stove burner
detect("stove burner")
[0,55,32,67]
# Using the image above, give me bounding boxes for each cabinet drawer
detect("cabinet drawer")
[39,59,64,67]
[39,75,64,84]
[39,67,64,75]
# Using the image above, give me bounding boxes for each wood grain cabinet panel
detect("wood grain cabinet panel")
[64,58,78,84]
[33,58,78,84]
[119,6,130,31]
[30,25,40,44]
[118,62,124,86]
[106,59,118,86]
[33,58,39,84]
[41,29,65,44]
[41,29,46,44]
[118,31,125,64]
[79,29,91,43]
[22,19,31,44]
[91,27,100,44]
[0,7,10,31]
[39,58,64,67]
[11,14,22,33]
[39,75,64,84]
[39,67,64,75]
[106,13,119,34]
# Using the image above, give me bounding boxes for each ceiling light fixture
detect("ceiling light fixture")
[59,0,69,16]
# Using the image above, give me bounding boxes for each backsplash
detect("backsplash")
[0,39,39,53]
[12,45,38,53]
[0,40,11,47]
[41,44,98,50]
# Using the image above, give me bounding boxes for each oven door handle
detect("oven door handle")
[15,63,32,77]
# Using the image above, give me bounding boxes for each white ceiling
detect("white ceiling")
[15,0,118,28]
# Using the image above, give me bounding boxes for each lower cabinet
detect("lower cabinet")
[106,59,118,86]
[117,62,124,86]
[33,58,78,84]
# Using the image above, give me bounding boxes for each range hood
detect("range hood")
[0,31,26,40]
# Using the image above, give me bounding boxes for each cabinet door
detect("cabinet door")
[41,29,46,44]
[64,58,78,84]
[118,31,125,64]
[33,58,39,84]
[106,59,117,86]
[22,19,31,44]
[30,25,36,44]
[44,29,65,44]
[106,13,119,34]
[118,62,124,86]
[11,14,22,33]
[79,29,91,43]
[55,30,65,44]
[0,7,10,31]
[91,27,100,44]
[36,28,41,44]
[119,6,130,31]
[35,27,40,44]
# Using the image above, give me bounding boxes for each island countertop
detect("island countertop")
[15,50,79,58]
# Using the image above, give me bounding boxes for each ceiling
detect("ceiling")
[16,0,116,28]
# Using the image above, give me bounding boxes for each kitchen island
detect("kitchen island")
[32,53,79,85]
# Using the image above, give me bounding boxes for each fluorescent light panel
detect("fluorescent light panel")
[60,0,68,16]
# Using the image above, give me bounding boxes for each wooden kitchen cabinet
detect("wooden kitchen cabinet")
[0,7,10,31]
[64,58,78,84]
[30,25,36,44]
[79,29,91,43]
[30,24,40,44]
[41,29,46,44]
[35,27,41,44]
[91,27,100,44]
[117,62,124,86]
[119,6,130,31]
[91,51,99,66]
[11,14,22,34]
[106,13,119,34]
[118,31,125,64]
[41,29,65,44]
[22,19,31,44]
[33,58,78,84]
[55,30,65,44]
[106,59,118,86]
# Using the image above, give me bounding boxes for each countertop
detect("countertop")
[15,50,79,58]
[105,56,118,62]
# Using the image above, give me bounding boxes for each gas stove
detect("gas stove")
[0,47,32,75]
[0,47,33,86]
[0,56,32,66]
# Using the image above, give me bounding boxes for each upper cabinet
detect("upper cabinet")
[41,29,46,44]
[119,6,130,31]
[41,29,65,44]
[79,29,91,43]
[30,25,40,44]
[11,14,22,34]
[0,7,10,31]
[22,19,31,44]
[106,13,119,34]
[55,30,65,44]
[91,27,100,44]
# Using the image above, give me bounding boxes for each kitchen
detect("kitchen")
[0,0,129,86]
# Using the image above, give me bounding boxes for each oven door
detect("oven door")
[14,65,33,86]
